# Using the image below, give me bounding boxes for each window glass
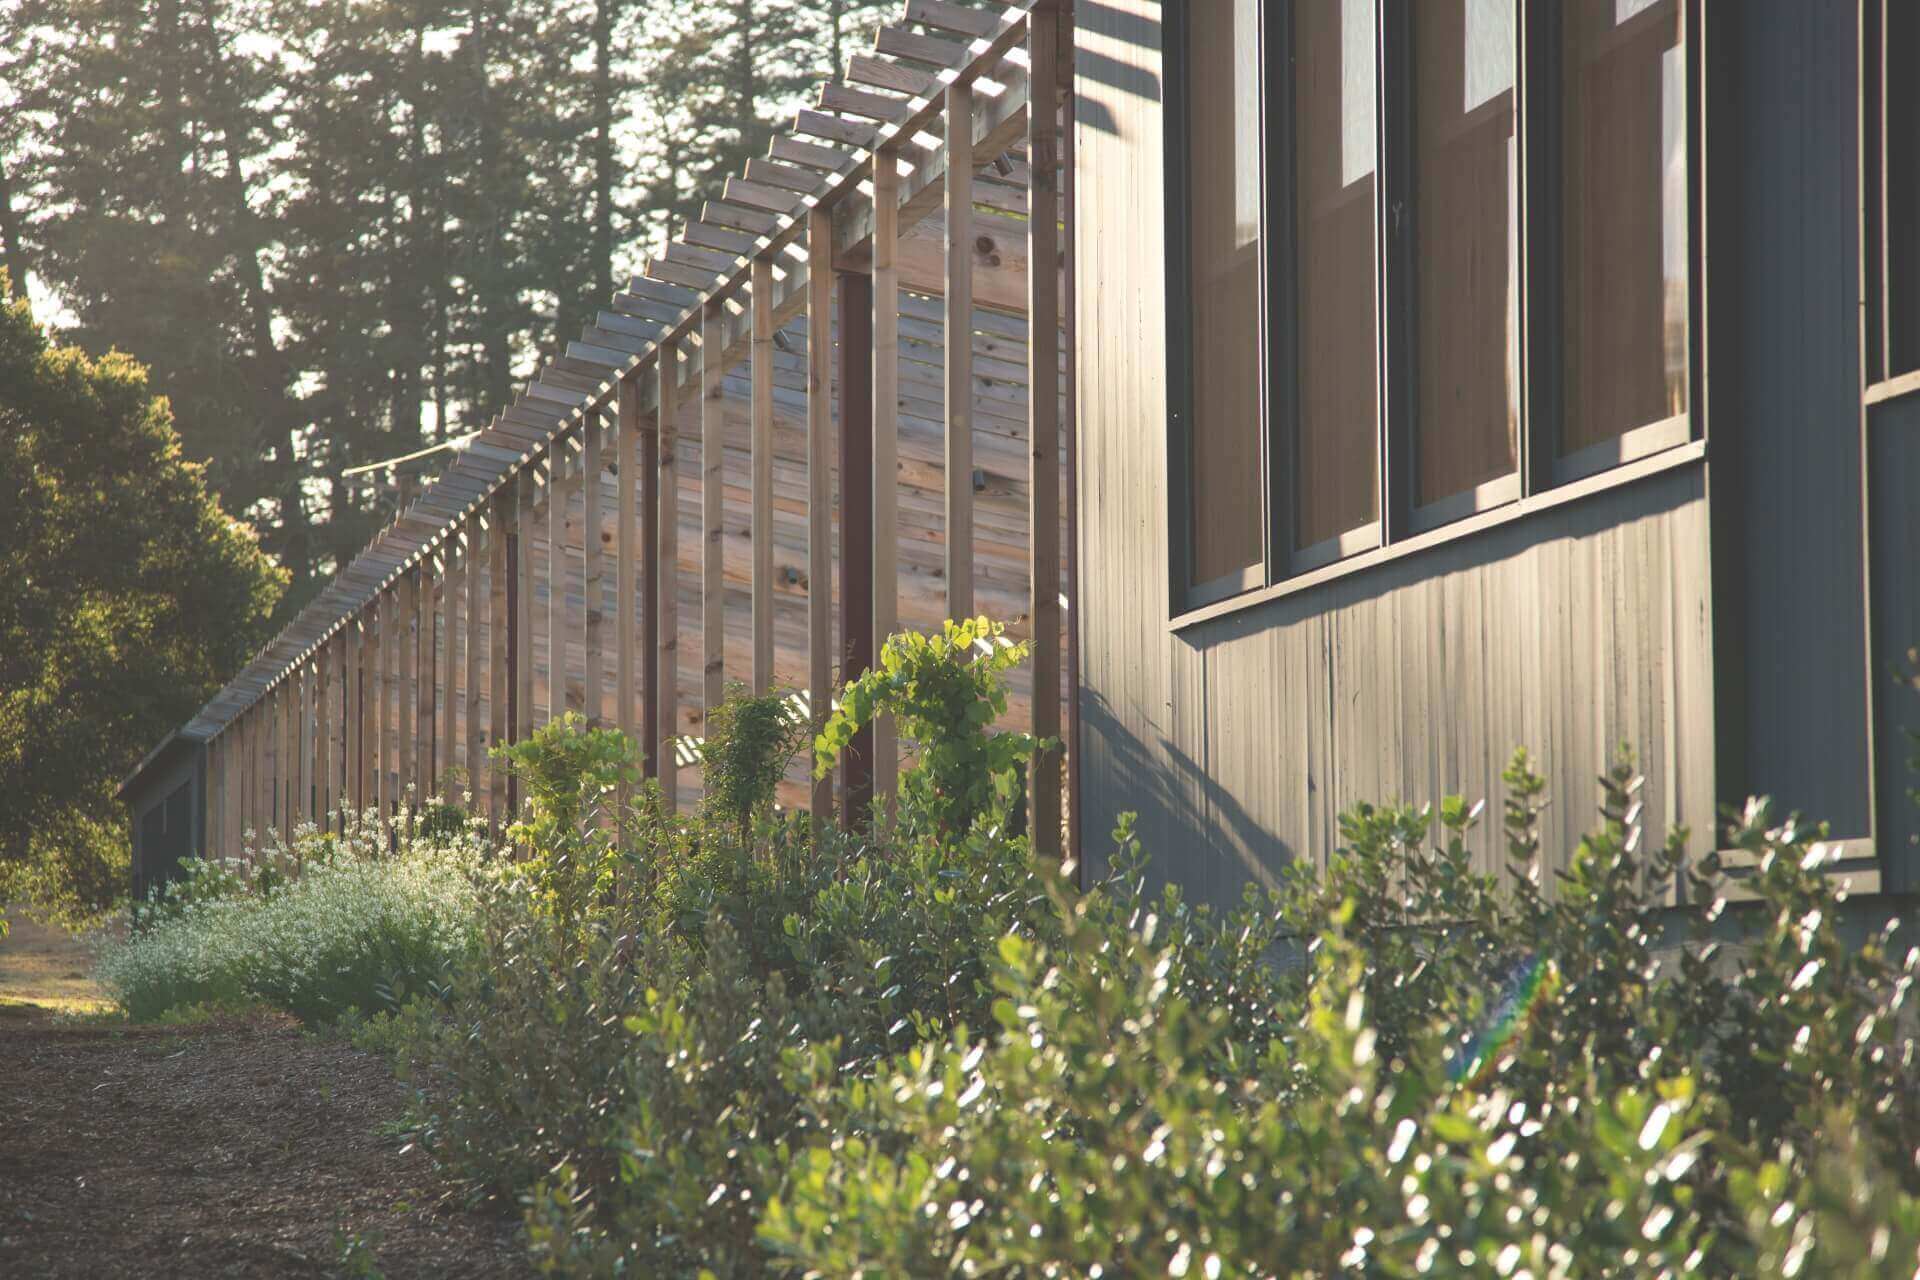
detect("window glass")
[1885,0,1920,377]
[1413,0,1517,506]
[1187,0,1264,587]
[1294,0,1379,551]
[1561,0,1687,454]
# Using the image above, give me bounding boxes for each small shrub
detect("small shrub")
[817,616,1044,835]
[94,807,485,1024]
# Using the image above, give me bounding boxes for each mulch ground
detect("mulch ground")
[0,1008,531,1278]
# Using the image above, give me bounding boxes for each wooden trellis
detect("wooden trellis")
[187,0,1076,855]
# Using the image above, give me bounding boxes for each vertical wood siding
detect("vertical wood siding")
[1075,0,1716,906]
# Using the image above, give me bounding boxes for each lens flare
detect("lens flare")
[1451,955,1559,1086]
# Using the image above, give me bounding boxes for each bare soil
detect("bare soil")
[0,1007,531,1278]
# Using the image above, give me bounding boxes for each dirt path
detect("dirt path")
[0,1009,530,1278]
[0,908,112,1018]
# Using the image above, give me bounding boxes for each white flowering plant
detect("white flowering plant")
[96,804,489,1023]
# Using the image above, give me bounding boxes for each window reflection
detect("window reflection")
[1562,0,1687,455]
[1414,0,1518,508]
[1295,0,1379,551]
[1187,0,1263,585]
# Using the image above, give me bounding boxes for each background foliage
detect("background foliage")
[0,0,895,620]
[0,280,283,920]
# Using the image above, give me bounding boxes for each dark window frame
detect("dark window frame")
[1167,0,1705,620]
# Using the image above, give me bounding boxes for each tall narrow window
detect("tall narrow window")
[1412,0,1517,509]
[1560,0,1687,457]
[1186,0,1264,589]
[1878,0,1920,379]
[1293,0,1379,553]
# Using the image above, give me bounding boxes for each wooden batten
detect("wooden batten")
[702,304,727,717]
[583,409,606,727]
[752,257,777,693]
[655,343,680,808]
[946,80,976,617]
[807,208,835,820]
[514,465,536,771]
[440,549,459,792]
[618,378,640,750]
[848,53,938,100]
[872,149,902,805]
[1025,0,1061,857]
[794,108,879,150]
[907,0,1001,39]
[490,490,512,826]
[465,516,487,812]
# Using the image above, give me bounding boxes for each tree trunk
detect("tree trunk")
[0,154,31,316]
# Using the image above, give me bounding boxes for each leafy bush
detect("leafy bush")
[372,622,1920,1278]
[817,616,1043,835]
[94,807,485,1023]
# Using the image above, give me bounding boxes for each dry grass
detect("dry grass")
[0,907,114,1018]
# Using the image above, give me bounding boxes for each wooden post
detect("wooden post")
[280,678,295,842]
[1027,1,1063,859]
[399,568,418,809]
[346,617,363,819]
[584,411,606,726]
[872,148,901,806]
[466,515,487,813]
[492,486,514,825]
[658,342,681,811]
[441,544,460,794]
[807,209,835,821]
[702,303,726,724]
[751,256,776,694]
[838,270,875,827]
[316,643,332,829]
[516,463,537,750]
[296,665,311,828]
[547,444,566,724]
[618,380,640,754]
[371,601,388,823]
[945,80,976,619]
[251,702,266,845]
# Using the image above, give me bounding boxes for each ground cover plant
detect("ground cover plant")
[94,806,484,1024]
[339,618,1920,1278]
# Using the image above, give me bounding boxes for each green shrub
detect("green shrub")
[817,616,1043,835]
[373,622,1920,1279]
[94,807,485,1023]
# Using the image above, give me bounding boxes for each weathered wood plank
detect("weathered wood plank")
[752,256,777,694]
[703,305,727,718]
[618,377,640,751]
[657,341,681,809]
[872,150,902,805]
[946,81,975,617]
[807,208,836,820]
[1026,2,1061,857]
[584,410,606,727]
[465,516,486,811]
[440,549,459,792]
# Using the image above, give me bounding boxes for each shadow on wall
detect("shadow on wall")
[1073,1,1164,137]
[1079,685,1298,911]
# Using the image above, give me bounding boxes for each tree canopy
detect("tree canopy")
[0,277,285,920]
[0,0,895,623]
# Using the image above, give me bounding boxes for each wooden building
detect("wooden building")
[124,0,1073,884]
[1076,0,1914,906]
[127,0,1919,919]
